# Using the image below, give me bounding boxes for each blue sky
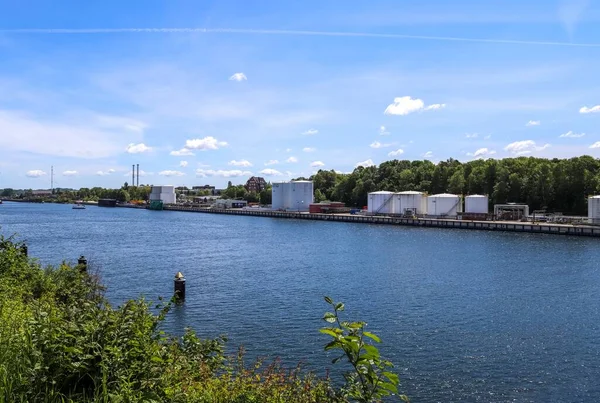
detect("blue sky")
[1,0,600,189]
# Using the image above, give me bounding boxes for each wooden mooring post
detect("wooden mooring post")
[174,271,186,300]
[77,255,87,272]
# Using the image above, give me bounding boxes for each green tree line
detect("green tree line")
[310,156,600,215]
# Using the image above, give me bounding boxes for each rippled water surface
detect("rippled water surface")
[2,202,600,402]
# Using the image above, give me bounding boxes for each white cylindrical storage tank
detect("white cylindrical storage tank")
[271,182,284,210]
[465,195,489,214]
[427,193,462,217]
[288,180,314,211]
[393,191,427,215]
[271,181,314,211]
[588,196,600,224]
[368,191,394,214]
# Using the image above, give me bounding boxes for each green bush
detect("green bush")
[0,236,405,402]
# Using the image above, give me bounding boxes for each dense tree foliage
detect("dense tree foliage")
[310,156,600,215]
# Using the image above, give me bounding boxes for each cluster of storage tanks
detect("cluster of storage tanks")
[367,191,489,217]
[272,180,315,212]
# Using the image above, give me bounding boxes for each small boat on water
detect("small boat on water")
[72,203,86,209]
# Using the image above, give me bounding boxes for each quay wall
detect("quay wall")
[160,206,600,238]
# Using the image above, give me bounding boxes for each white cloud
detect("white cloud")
[467,148,497,158]
[302,128,318,135]
[384,96,446,116]
[185,137,228,150]
[170,148,195,156]
[388,149,405,157]
[125,143,152,154]
[303,147,316,153]
[423,151,433,159]
[228,159,253,167]
[285,148,292,153]
[370,141,392,149]
[589,142,600,149]
[96,169,117,176]
[504,140,551,155]
[310,161,325,168]
[379,125,390,135]
[259,168,283,176]
[580,105,600,114]
[465,133,479,138]
[355,159,375,168]
[229,72,247,82]
[526,120,541,127]
[484,134,492,140]
[559,130,585,138]
[62,170,78,176]
[159,170,185,177]
[26,170,46,178]
[196,169,252,178]
[264,159,279,166]
[179,161,188,167]
[286,156,298,163]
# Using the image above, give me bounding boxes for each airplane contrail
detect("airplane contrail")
[0,27,599,47]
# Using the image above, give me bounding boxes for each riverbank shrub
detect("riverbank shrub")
[0,236,404,402]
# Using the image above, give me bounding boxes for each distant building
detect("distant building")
[215,199,248,209]
[245,176,267,193]
[31,190,53,197]
[192,185,217,195]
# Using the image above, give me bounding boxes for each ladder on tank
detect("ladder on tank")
[375,194,394,215]
[441,198,461,217]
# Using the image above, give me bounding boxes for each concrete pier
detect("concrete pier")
[161,206,600,238]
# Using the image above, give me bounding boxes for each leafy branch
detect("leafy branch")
[320,296,409,403]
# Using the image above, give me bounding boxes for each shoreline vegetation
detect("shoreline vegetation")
[2,156,600,216]
[0,235,407,403]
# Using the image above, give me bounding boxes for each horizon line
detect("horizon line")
[1,27,600,47]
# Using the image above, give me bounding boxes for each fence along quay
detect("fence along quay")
[156,205,600,238]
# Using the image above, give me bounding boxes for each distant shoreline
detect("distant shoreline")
[4,200,599,238]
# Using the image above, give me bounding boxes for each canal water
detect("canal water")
[1,201,599,402]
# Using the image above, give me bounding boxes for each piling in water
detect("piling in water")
[174,271,186,300]
[77,255,87,272]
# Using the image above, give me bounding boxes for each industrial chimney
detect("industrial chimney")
[136,164,140,186]
[132,164,135,186]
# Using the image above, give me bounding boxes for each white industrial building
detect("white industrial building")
[465,195,489,214]
[588,196,600,224]
[215,199,248,209]
[427,193,462,217]
[149,185,176,205]
[394,191,427,215]
[271,180,314,211]
[367,191,395,214]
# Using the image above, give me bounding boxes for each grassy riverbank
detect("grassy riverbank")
[0,236,405,403]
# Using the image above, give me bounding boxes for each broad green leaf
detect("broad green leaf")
[363,331,381,343]
[319,328,340,338]
[379,381,398,394]
[324,340,341,351]
[382,371,399,385]
[323,312,336,323]
[334,302,345,311]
